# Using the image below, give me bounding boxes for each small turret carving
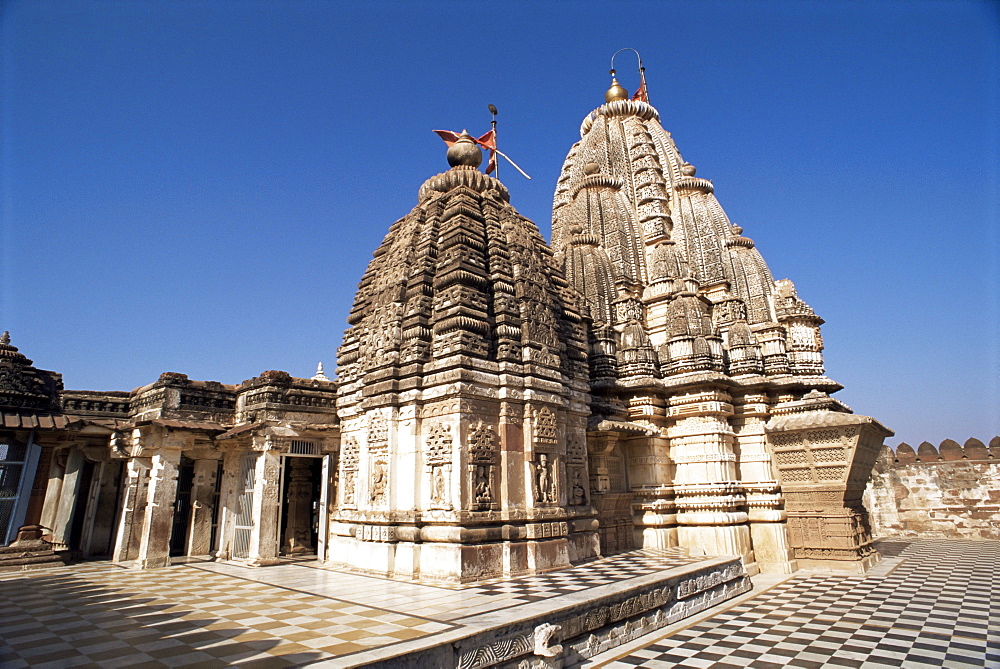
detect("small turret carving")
[617,319,659,379]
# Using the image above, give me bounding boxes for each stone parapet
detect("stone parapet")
[865,438,1000,540]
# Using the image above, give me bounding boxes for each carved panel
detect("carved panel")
[425,423,453,465]
[533,407,558,446]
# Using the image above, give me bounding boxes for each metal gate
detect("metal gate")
[0,440,28,545]
[231,453,257,560]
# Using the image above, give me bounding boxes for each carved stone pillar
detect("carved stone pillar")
[213,450,242,561]
[136,449,181,569]
[38,446,67,534]
[629,435,677,551]
[186,459,219,556]
[732,392,796,573]
[317,453,333,562]
[112,457,150,563]
[282,457,314,555]
[667,389,753,565]
[247,448,280,566]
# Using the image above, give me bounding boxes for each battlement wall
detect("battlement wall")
[864,437,1000,539]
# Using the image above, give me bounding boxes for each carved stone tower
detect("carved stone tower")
[331,133,598,582]
[553,69,891,572]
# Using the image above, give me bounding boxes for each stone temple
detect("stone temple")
[0,65,890,586]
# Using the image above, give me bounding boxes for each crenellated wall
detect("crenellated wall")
[864,437,1000,539]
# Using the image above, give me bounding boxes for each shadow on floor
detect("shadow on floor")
[0,571,327,668]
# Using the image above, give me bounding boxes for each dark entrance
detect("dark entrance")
[67,460,95,551]
[279,456,322,556]
[591,442,636,555]
[169,457,195,557]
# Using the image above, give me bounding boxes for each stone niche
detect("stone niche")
[766,410,892,571]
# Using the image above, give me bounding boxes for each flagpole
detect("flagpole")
[494,148,531,180]
[488,104,499,181]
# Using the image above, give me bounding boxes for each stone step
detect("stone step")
[336,555,750,668]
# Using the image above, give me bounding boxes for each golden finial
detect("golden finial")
[605,70,629,102]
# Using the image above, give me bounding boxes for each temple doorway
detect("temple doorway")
[278,455,322,556]
[590,443,636,555]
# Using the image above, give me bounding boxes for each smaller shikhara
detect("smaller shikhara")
[331,131,599,582]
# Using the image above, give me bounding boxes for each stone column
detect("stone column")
[50,447,84,546]
[38,446,68,535]
[732,392,796,573]
[136,449,182,569]
[317,453,332,562]
[247,448,281,566]
[113,457,150,563]
[282,457,314,555]
[214,450,243,560]
[186,459,219,556]
[667,389,753,565]
[624,393,674,551]
[498,400,526,577]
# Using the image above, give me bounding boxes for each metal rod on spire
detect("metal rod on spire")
[493,147,531,180]
[611,48,648,102]
[488,104,499,181]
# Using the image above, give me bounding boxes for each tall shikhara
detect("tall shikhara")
[552,76,891,572]
[332,133,598,582]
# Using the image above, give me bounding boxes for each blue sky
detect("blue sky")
[1,0,997,447]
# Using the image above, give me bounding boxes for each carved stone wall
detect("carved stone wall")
[549,80,889,574]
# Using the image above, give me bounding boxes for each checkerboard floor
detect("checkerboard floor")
[0,560,455,668]
[0,547,701,667]
[592,539,1000,669]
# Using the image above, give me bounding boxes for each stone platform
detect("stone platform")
[0,526,72,574]
[0,547,749,668]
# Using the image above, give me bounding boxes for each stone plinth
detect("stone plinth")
[350,554,751,668]
[0,525,71,572]
[767,410,892,571]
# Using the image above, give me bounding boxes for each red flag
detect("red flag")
[632,82,648,102]
[432,129,498,174]
[477,130,497,174]
[433,129,462,146]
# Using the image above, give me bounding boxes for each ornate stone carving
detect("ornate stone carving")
[532,407,558,446]
[339,437,359,507]
[534,453,557,505]
[469,422,497,510]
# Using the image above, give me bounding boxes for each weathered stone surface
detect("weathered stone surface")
[3,59,893,582]
[866,439,1000,539]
